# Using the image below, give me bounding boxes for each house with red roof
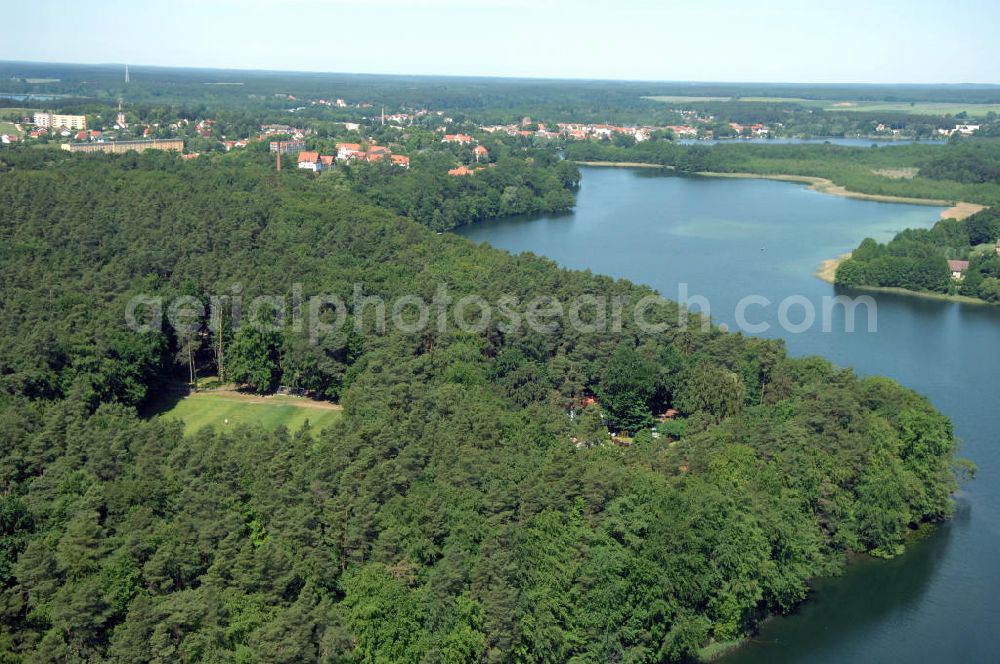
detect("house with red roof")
[336,142,364,160]
[448,165,474,176]
[473,145,489,161]
[297,150,321,171]
[948,260,970,280]
[391,155,410,168]
[442,134,473,144]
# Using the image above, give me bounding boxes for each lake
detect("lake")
[457,167,1000,663]
[677,137,944,147]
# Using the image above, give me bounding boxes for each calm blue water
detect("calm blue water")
[0,93,64,101]
[458,167,1000,664]
[678,137,943,147]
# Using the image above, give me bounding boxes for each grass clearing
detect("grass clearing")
[0,121,23,137]
[156,389,342,435]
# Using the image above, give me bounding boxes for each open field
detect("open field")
[155,389,342,434]
[646,95,1000,116]
[0,121,22,136]
[734,97,1000,116]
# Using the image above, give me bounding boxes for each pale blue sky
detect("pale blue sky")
[4,0,999,83]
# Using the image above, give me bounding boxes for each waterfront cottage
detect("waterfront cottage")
[948,259,970,280]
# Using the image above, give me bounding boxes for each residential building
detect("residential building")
[297,151,322,171]
[391,155,410,168]
[34,112,87,130]
[336,142,364,160]
[473,145,489,161]
[448,165,474,176]
[948,260,970,280]
[442,134,474,144]
[270,140,305,154]
[60,138,184,154]
[667,125,697,138]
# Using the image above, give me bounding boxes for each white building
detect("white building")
[34,112,87,130]
[297,151,322,172]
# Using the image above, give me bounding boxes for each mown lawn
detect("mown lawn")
[157,390,342,434]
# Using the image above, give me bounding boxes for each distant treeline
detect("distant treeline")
[4,61,1000,127]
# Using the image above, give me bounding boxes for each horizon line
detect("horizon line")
[2,58,1000,89]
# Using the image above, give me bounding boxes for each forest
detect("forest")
[0,147,969,662]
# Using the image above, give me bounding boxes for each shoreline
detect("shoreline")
[816,253,852,283]
[832,282,989,305]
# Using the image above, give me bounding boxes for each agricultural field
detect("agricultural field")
[154,389,342,434]
[646,95,1000,116]
[736,97,1000,116]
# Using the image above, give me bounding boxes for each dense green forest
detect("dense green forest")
[0,148,968,662]
[336,150,580,232]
